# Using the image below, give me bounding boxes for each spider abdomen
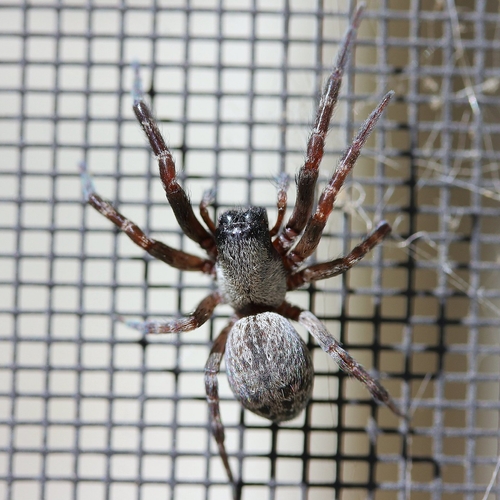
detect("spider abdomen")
[225,312,314,422]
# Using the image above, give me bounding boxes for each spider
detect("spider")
[80,4,402,492]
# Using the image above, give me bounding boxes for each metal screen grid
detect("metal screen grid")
[1,0,500,499]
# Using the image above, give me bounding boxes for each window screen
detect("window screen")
[1,1,499,499]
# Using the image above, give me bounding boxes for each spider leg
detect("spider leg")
[120,291,221,334]
[274,4,364,255]
[204,319,238,489]
[269,172,289,237]
[287,221,391,290]
[300,310,403,417]
[284,91,394,270]
[80,162,213,273]
[132,64,217,258]
[277,302,404,417]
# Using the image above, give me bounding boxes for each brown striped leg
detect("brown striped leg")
[284,91,394,270]
[273,4,364,256]
[80,163,213,273]
[269,173,289,238]
[287,221,391,290]
[277,301,404,418]
[120,292,221,334]
[298,310,404,417]
[204,319,237,488]
[132,65,217,258]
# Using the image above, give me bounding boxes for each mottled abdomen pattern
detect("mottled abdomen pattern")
[225,312,314,422]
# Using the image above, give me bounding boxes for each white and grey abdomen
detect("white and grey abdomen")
[225,312,314,422]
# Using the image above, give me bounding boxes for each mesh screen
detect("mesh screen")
[1,1,500,499]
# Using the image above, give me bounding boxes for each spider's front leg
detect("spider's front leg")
[132,65,217,258]
[274,4,364,255]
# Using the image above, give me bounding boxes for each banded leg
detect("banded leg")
[284,91,394,269]
[121,292,221,334]
[269,173,290,238]
[287,221,391,290]
[132,64,217,258]
[298,310,403,417]
[274,4,364,256]
[80,162,213,273]
[204,320,237,489]
[278,302,403,418]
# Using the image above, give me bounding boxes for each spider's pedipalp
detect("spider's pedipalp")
[200,187,217,234]
[269,172,290,237]
[285,91,394,269]
[298,310,404,417]
[287,221,392,290]
[121,291,221,334]
[274,3,364,256]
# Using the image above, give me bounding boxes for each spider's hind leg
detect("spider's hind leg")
[204,320,240,497]
[278,301,404,418]
[298,309,404,418]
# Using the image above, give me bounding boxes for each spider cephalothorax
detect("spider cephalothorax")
[216,208,287,310]
[81,4,403,493]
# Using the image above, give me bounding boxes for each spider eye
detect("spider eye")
[217,207,268,229]
[216,207,270,244]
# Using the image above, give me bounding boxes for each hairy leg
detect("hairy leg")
[204,320,237,487]
[277,301,404,417]
[299,310,403,417]
[120,292,221,334]
[80,162,213,273]
[284,91,394,269]
[132,64,217,257]
[287,221,391,290]
[273,4,364,255]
